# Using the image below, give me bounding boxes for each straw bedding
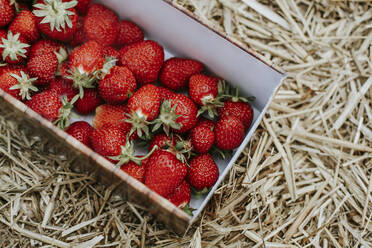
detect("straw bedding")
[1,0,371,247]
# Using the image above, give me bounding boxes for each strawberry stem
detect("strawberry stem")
[54,95,78,129]
[125,112,151,140]
[152,100,181,136]
[110,138,158,166]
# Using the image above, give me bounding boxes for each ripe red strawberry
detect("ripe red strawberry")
[8,10,39,43]
[26,90,62,122]
[120,161,146,183]
[47,77,77,101]
[189,74,219,105]
[70,16,87,46]
[116,20,144,46]
[145,150,188,197]
[67,41,105,96]
[187,154,219,190]
[218,100,254,130]
[65,121,93,147]
[149,133,176,151]
[98,66,136,104]
[74,88,102,114]
[84,4,118,47]
[33,0,78,42]
[93,104,137,141]
[166,180,191,208]
[158,86,176,101]
[0,31,30,64]
[119,40,164,85]
[197,118,215,130]
[27,52,59,85]
[93,104,129,130]
[102,46,119,62]
[30,39,66,58]
[160,58,203,90]
[154,94,198,134]
[190,124,215,154]
[189,74,224,118]
[75,0,91,15]
[90,125,127,159]
[0,0,15,28]
[0,69,38,101]
[215,115,245,150]
[127,84,161,138]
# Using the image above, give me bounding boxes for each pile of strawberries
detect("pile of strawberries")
[0,0,254,212]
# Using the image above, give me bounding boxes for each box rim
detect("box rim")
[161,0,286,76]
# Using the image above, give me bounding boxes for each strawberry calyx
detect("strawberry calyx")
[9,70,38,100]
[33,0,78,32]
[182,204,195,216]
[109,139,157,167]
[54,47,68,64]
[210,145,232,159]
[191,187,209,199]
[197,80,225,118]
[54,94,78,129]
[152,100,182,136]
[66,67,97,98]
[96,56,118,80]
[223,84,255,103]
[0,31,30,62]
[125,111,151,140]
[170,136,192,164]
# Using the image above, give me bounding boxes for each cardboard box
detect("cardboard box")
[0,0,286,234]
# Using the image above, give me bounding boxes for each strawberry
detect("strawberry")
[0,69,37,101]
[84,4,118,47]
[189,74,224,118]
[47,77,77,101]
[66,41,105,97]
[8,10,39,43]
[27,51,59,85]
[70,16,87,46]
[93,104,129,130]
[26,90,62,122]
[0,31,30,64]
[190,124,215,154]
[120,161,146,183]
[74,88,102,114]
[98,66,136,104]
[197,118,215,130]
[90,125,127,159]
[158,86,176,101]
[145,150,188,197]
[65,121,93,147]
[187,154,219,190]
[30,39,66,58]
[189,74,218,105]
[153,93,198,135]
[116,20,144,46]
[214,115,245,150]
[75,0,91,15]
[33,0,78,42]
[159,58,203,90]
[127,84,161,138]
[119,40,164,85]
[0,0,15,28]
[218,100,254,130]
[26,90,76,128]
[149,133,176,151]
[102,46,119,62]
[166,180,191,208]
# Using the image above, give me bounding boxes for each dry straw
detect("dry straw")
[1,0,371,247]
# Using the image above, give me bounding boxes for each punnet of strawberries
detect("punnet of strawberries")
[0,0,255,214]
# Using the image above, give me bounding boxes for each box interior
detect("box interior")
[73,0,286,224]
